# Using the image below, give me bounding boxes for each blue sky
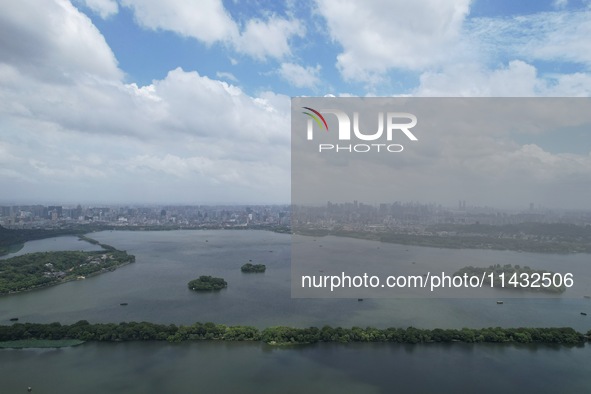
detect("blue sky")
[0,0,590,207]
[86,1,345,95]
[75,0,591,96]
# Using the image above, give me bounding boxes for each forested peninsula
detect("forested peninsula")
[0,238,135,295]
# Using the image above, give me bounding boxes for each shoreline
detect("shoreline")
[4,225,589,255]
[0,226,289,257]
[294,229,591,254]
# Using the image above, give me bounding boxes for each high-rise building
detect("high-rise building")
[48,205,63,218]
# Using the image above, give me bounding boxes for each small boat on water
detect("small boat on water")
[496,301,504,305]
[120,303,128,306]
[584,295,591,299]
[581,312,587,316]
[358,298,363,302]
[9,317,18,321]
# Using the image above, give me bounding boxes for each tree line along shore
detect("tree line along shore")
[0,321,588,347]
[296,221,591,254]
[0,225,289,257]
[3,222,591,258]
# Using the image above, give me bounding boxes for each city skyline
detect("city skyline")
[3,199,590,228]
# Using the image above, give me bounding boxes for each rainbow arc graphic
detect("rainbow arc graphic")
[302,107,328,131]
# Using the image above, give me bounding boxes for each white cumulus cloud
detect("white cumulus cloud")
[76,0,119,18]
[316,0,472,82]
[121,0,238,45]
[235,17,304,60]
[0,0,123,82]
[0,0,292,204]
[120,0,303,60]
[278,63,321,89]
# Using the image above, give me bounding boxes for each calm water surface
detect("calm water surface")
[1,230,590,330]
[1,342,590,394]
[1,230,590,393]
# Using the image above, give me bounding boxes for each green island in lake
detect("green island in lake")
[0,238,135,295]
[241,263,266,273]
[454,264,567,294]
[188,276,228,291]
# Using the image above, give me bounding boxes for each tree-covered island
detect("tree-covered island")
[454,264,567,293]
[0,248,135,295]
[188,276,228,291]
[241,263,266,273]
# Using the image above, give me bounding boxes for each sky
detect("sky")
[0,0,590,207]
[292,97,591,210]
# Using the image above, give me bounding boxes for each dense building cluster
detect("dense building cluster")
[293,201,591,231]
[0,204,290,229]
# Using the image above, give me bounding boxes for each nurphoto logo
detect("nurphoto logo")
[302,107,418,153]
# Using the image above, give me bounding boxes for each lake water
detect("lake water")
[1,230,590,330]
[1,342,590,393]
[1,230,590,393]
